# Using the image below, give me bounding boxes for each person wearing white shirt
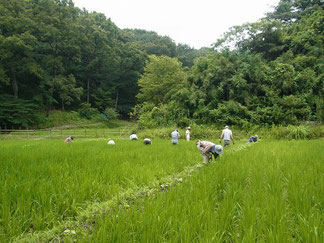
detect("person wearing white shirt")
[171,129,180,145]
[185,127,191,141]
[220,125,234,147]
[130,134,138,140]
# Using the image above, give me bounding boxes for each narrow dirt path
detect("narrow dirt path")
[15,143,251,242]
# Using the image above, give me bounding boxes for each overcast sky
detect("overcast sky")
[74,0,280,49]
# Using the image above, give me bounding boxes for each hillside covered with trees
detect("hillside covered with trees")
[0,0,323,128]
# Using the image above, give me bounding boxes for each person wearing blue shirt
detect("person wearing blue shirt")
[248,135,258,143]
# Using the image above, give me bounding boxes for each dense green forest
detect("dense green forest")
[0,0,323,128]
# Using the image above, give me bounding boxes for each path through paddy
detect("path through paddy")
[15,142,252,242]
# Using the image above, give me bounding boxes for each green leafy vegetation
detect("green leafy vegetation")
[67,140,324,242]
[1,0,322,128]
[134,2,323,127]
[0,138,202,241]
[1,1,323,242]
[2,139,321,242]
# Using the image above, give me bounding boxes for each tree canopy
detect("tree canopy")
[0,0,323,128]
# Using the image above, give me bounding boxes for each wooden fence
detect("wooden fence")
[0,127,131,140]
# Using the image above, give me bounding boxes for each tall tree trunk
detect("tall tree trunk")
[115,89,119,110]
[87,79,90,103]
[10,68,18,99]
[62,99,65,111]
[47,85,54,117]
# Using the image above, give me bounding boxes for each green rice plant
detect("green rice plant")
[70,139,323,242]
[258,125,324,140]
[0,138,205,241]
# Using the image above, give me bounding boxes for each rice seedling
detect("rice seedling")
[0,138,204,241]
[67,140,324,242]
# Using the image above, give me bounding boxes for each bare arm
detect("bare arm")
[219,131,224,142]
[231,133,234,144]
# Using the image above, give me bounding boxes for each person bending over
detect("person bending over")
[143,138,152,145]
[65,136,74,143]
[248,135,258,143]
[196,140,223,164]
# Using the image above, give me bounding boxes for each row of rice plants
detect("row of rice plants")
[68,140,323,242]
[0,138,204,241]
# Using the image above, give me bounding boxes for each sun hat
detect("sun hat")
[214,145,223,154]
[225,125,229,128]
[188,126,191,129]
[107,140,115,145]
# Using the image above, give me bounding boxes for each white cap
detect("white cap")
[225,125,229,129]
[214,145,223,154]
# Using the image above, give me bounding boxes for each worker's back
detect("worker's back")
[222,128,232,140]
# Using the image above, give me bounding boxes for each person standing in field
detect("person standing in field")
[65,136,74,143]
[185,127,191,141]
[220,125,234,148]
[196,140,223,164]
[171,129,180,145]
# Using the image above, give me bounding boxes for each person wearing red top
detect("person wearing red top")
[64,136,74,143]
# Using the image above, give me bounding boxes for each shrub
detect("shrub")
[261,124,324,140]
[104,108,119,120]
[209,100,252,126]
[78,103,99,120]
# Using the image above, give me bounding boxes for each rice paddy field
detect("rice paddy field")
[0,137,323,242]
